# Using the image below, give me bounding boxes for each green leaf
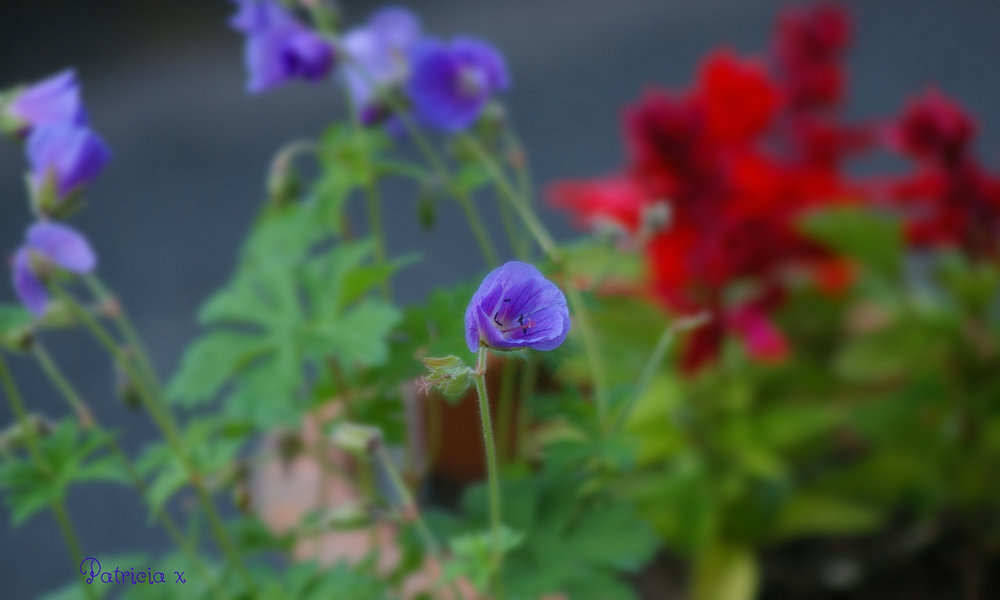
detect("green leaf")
[448,472,657,599]
[445,526,524,592]
[0,421,125,526]
[692,542,759,600]
[166,331,269,406]
[800,207,902,280]
[306,300,401,367]
[225,346,302,426]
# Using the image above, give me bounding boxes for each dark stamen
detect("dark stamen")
[493,311,502,327]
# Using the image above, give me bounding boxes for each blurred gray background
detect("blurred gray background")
[1,0,999,597]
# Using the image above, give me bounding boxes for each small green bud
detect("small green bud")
[421,355,473,398]
[329,422,382,455]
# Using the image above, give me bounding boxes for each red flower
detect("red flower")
[698,51,781,143]
[892,89,975,166]
[547,176,646,233]
[625,89,714,199]
[775,3,851,109]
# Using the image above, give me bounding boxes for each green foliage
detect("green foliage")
[444,526,524,592]
[135,417,247,517]
[0,420,127,525]
[437,471,659,599]
[800,206,903,281]
[167,204,403,428]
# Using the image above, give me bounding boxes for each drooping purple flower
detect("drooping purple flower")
[229,0,335,94]
[341,7,423,116]
[465,261,570,353]
[27,124,111,198]
[408,36,509,132]
[4,70,87,134]
[11,222,97,316]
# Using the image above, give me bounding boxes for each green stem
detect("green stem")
[83,276,161,395]
[375,444,468,600]
[474,346,503,588]
[0,355,96,600]
[332,47,500,267]
[32,343,93,428]
[460,134,612,429]
[31,343,227,599]
[363,177,392,300]
[502,130,534,258]
[460,134,558,257]
[52,500,98,600]
[52,286,256,593]
[610,313,709,434]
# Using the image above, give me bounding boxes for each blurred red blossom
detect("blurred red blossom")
[549,3,866,373]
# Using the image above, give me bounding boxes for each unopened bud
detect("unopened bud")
[113,348,144,410]
[0,413,54,451]
[267,160,301,205]
[0,306,35,352]
[421,355,473,398]
[329,422,382,455]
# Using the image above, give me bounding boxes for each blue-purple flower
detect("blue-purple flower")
[27,123,111,199]
[465,261,570,353]
[229,0,336,94]
[408,36,509,132]
[12,222,97,316]
[3,70,87,134]
[341,7,423,118]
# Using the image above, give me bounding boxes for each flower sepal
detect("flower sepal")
[421,354,474,398]
[27,170,87,220]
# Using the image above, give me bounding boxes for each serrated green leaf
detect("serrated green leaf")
[225,346,302,427]
[166,331,270,406]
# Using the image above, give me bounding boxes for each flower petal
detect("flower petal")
[26,222,97,273]
[12,248,49,316]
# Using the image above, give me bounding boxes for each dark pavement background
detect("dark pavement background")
[1,1,999,596]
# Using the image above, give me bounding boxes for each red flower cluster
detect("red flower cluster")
[885,90,1000,259]
[550,3,867,373]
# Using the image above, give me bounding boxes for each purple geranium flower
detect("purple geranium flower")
[408,36,509,132]
[465,261,570,353]
[27,123,111,198]
[341,7,423,116]
[229,0,335,94]
[4,70,87,134]
[12,222,97,316]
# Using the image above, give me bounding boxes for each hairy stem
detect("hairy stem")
[31,343,227,599]
[474,346,503,590]
[53,286,256,593]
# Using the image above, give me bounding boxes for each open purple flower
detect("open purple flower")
[341,7,423,118]
[465,261,570,353]
[3,70,87,134]
[27,123,111,199]
[408,36,509,132]
[229,0,335,94]
[11,222,97,316]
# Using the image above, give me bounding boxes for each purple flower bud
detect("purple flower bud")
[408,36,509,132]
[4,70,88,134]
[11,222,97,316]
[229,0,335,94]
[465,261,570,353]
[27,124,111,199]
[341,7,423,112]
